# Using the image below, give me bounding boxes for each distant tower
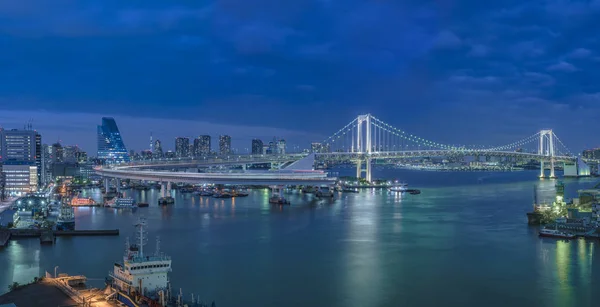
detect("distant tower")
[150,131,153,153]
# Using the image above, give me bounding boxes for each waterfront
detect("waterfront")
[2,168,600,307]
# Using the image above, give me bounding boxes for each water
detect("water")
[2,168,600,307]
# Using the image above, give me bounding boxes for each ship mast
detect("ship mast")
[155,236,161,256]
[124,237,130,261]
[135,218,148,258]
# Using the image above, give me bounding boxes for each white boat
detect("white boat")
[106,197,136,208]
[388,183,408,192]
[109,218,172,302]
[539,227,576,239]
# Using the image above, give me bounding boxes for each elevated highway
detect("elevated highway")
[95,154,337,186]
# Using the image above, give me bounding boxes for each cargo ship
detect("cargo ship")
[56,205,75,231]
[107,218,214,306]
[106,197,136,208]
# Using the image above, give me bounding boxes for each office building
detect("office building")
[165,151,176,159]
[583,149,600,160]
[2,160,38,196]
[277,139,286,155]
[97,117,130,163]
[251,139,263,155]
[0,163,5,201]
[63,145,79,163]
[51,142,63,163]
[175,137,190,158]
[219,135,231,155]
[76,151,88,163]
[141,150,152,160]
[0,128,42,187]
[194,135,211,156]
[0,129,40,162]
[41,144,52,185]
[153,140,163,159]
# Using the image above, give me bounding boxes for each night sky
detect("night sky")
[1,0,600,153]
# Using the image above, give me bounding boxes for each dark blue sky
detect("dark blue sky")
[1,0,600,153]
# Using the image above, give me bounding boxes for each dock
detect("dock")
[0,229,10,247]
[40,230,55,244]
[7,229,119,245]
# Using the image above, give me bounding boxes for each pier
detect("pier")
[7,229,119,244]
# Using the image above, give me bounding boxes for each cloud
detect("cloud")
[467,44,488,57]
[547,61,578,72]
[568,48,592,58]
[433,30,462,49]
[2,0,600,153]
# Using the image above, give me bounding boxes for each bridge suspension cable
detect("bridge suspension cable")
[369,116,456,150]
[480,132,541,152]
[552,133,573,157]
[322,117,358,151]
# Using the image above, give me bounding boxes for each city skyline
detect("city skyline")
[2,1,600,152]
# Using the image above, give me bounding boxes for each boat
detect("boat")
[70,196,96,207]
[269,196,290,205]
[105,197,136,209]
[315,186,334,198]
[137,202,149,208]
[409,190,421,195]
[213,192,232,198]
[199,190,213,196]
[158,196,175,206]
[539,226,576,239]
[341,187,359,193]
[56,205,75,231]
[232,190,249,197]
[107,218,214,306]
[388,183,408,193]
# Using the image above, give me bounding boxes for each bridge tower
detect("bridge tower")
[538,129,556,179]
[355,114,373,182]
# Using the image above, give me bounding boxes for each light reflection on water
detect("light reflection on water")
[1,169,600,306]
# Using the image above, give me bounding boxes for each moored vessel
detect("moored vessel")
[388,183,408,193]
[158,196,175,206]
[107,218,214,306]
[106,197,136,208]
[56,205,75,231]
[539,227,576,239]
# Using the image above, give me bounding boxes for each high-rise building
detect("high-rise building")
[251,139,263,155]
[175,137,189,157]
[76,151,88,163]
[200,135,211,155]
[63,145,79,163]
[97,117,130,163]
[141,150,152,160]
[0,163,5,201]
[153,140,163,159]
[165,151,176,159]
[219,135,231,155]
[1,160,38,195]
[51,142,63,163]
[41,144,52,185]
[277,139,286,155]
[0,128,42,187]
[194,135,211,156]
[0,129,39,162]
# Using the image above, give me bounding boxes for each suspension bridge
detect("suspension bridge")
[313,114,583,182]
[99,113,588,185]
